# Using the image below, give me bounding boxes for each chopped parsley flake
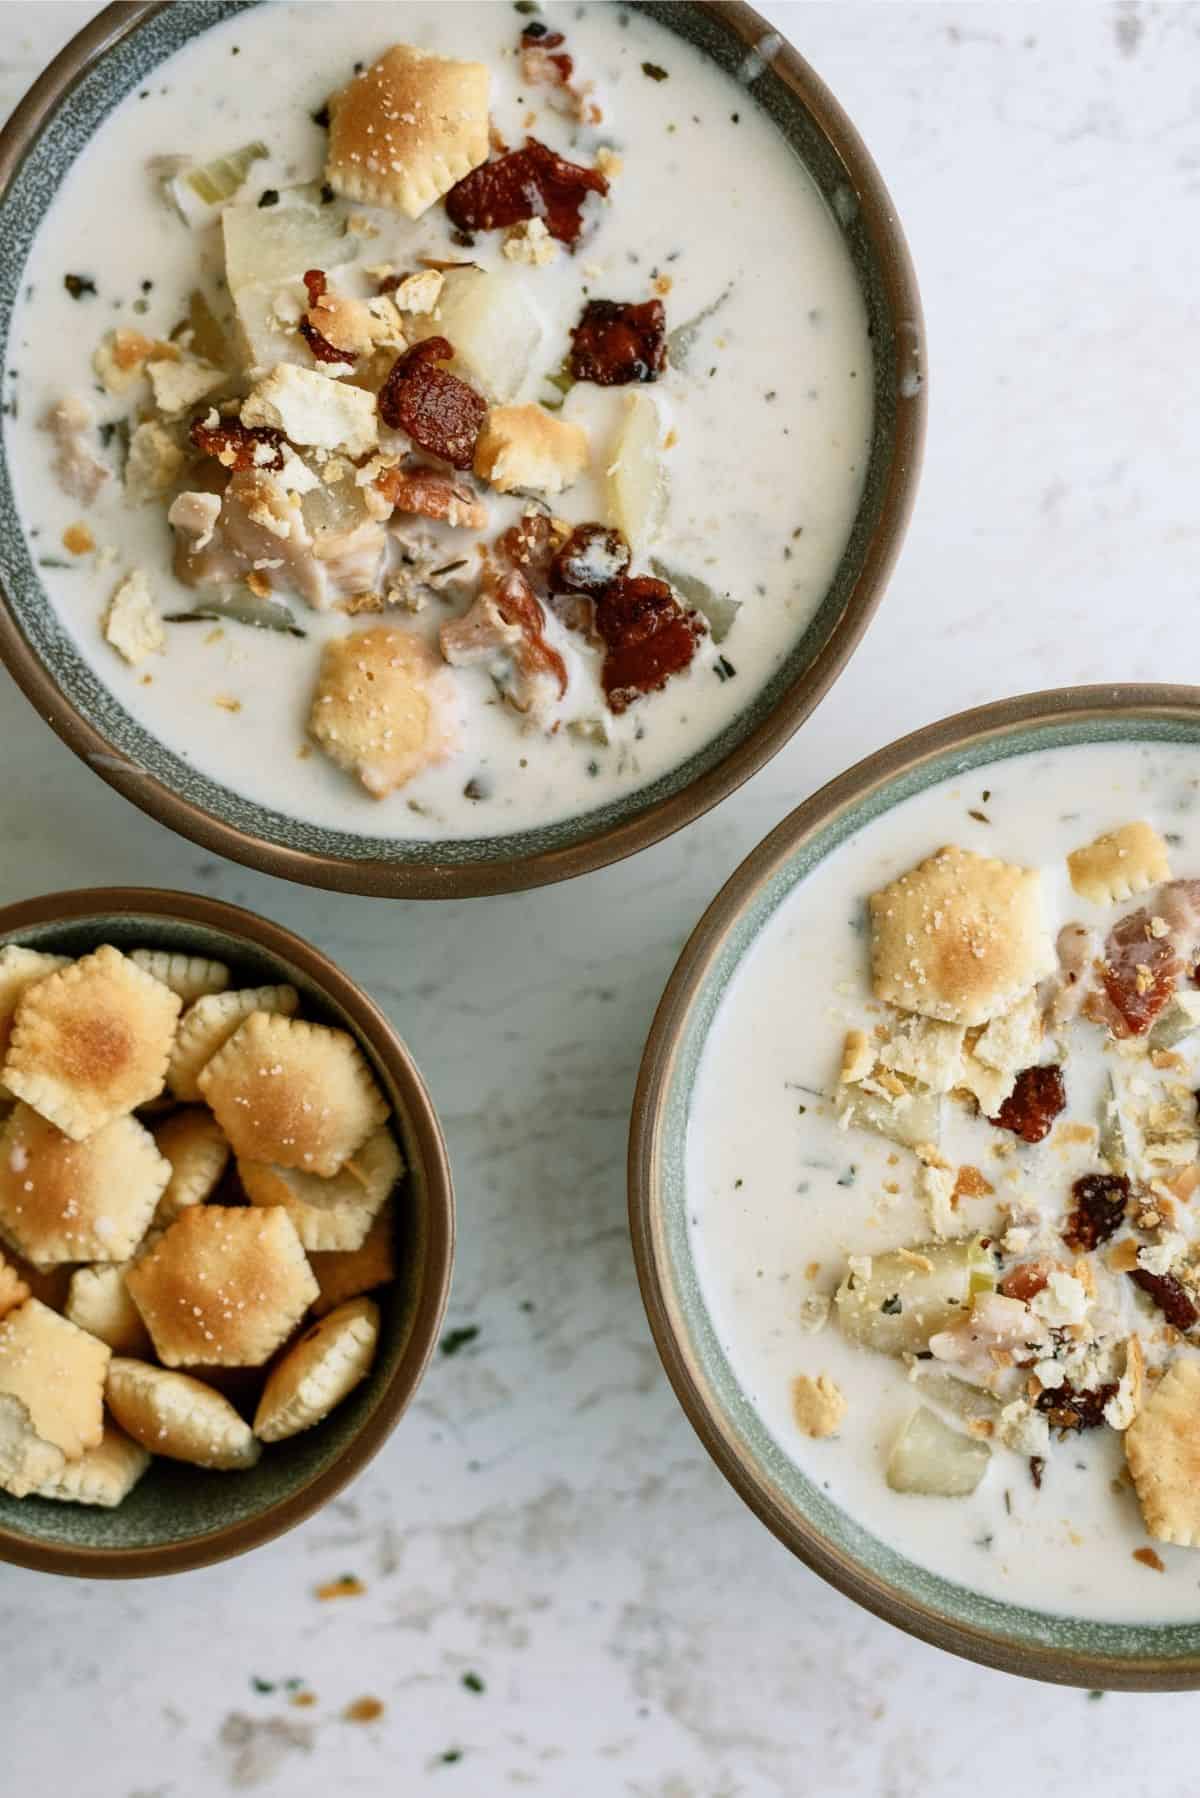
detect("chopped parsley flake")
[440,1325,480,1357]
[642,60,669,80]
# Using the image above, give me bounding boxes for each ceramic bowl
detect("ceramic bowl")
[0,887,453,1577]
[630,684,1200,1689]
[0,0,924,899]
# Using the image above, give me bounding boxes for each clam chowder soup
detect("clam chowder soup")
[5,1,872,839]
[688,742,1200,1623]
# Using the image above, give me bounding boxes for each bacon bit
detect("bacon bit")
[1062,1173,1130,1253]
[988,1065,1067,1143]
[1129,1267,1199,1330]
[1035,1379,1118,1434]
[245,570,273,600]
[550,522,631,594]
[290,1691,317,1709]
[1097,905,1182,1036]
[1029,1454,1045,1489]
[375,463,488,530]
[594,576,705,714]
[999,1261,1052,1303]
[314,1574,366,1600]
[952,1164,993,1202]
[190,414,285,473]
[495,510,572,589]
[298,267,358,365]
[377,339,486,470]
[62,522,95,555]
[445,136,609,246]
[1134,1546,1166,1572]
[344,1696,386,1724]
[569,298,667,385]
[492,567,567,698]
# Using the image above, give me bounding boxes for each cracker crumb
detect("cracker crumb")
[790,1373,846,1439]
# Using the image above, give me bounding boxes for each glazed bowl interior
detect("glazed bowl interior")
[630,685,1200,1689]
[0,0,924,899]
[0,889,453,1577]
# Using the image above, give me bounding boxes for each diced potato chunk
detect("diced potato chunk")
[834,1237,996,1356]
[222,191,358,374]
[607,390,667,552]
[410,266,544,403]
[886,1405,990,1497]
[837,1085,942,1152]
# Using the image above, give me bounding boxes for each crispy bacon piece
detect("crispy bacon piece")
[375,463,488,530]
[987,1064,1066,1144]
[496,511,571,589]
[1036,1380,1118,1434]
[1062,1173,1130,1253]
[444,137,609,246]
[594,575,705,714]
[1129,1268,1199,1331]
[550,522,631,595]
[298,267,355,367]
[998,1261,1052,1304]
[190,415,285,473]
[491,568,567,698]
[569,298,667,386]
[520,22,574,83]
[378,338,486,471]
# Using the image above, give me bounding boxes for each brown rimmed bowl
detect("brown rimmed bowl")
[0,0,924,899]
[629,684,1200,1689]
[0,887,454,1578]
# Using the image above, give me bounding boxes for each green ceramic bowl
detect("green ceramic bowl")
[630,685,1200,1689]
[0,0,924,899]
[0,888,453,1578]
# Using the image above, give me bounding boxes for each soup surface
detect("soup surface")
[5,0,872,839]
[689,740,1200,1624]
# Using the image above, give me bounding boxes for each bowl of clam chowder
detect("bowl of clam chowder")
[0,0,923,896]
[631,685,1200,1688]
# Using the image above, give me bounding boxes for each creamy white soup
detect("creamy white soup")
[4,0,873,840]
[688,741,1200,1624]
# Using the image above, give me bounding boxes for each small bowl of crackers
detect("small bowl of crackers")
[0,887,453,1576]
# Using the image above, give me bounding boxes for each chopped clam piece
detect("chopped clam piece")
[607,390,667,552]
[409,266,544,403]
[834,1236,996,1356]
[886,1405,990,1497]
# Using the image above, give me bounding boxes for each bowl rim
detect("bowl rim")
[0,885,455,1579]
[0,0,926,900]
[629,682,1200,1689]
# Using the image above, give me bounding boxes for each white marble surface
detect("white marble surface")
[2,1,1199,1791]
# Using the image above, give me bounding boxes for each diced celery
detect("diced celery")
[837,1085,942,1153]
[650,558,740,643]
[1148,991,1200,1049]
[163,142,269,226]
[911,1367,1002,1428]
[886,1406,990,1497]
[834,1236,996,1356]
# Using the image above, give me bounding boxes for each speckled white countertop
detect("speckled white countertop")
[3,2,1200,1791]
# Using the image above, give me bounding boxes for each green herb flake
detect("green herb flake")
[880,1295,902,1316]
[1087,1689,1106,1701]
[251,1676,276,1695]
[441,1748,464,1764]
[440,1325,480,1357]
[836,1166,858,1188]
[64,274,98,300]
[514,0,541,11]
[461,1671,486,1693]
[642,61,669,81]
